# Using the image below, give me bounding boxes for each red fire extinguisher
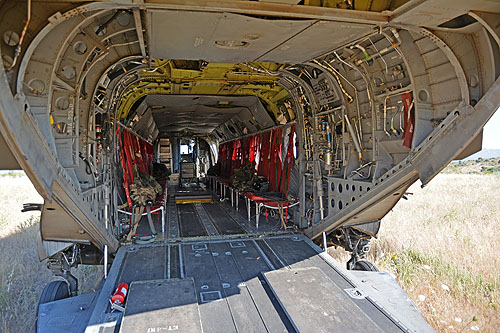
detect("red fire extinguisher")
[112,282,129,305]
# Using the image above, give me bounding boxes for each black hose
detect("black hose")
[79,153,93,175]
[146,204,157,236]
[95,10,122,36]
[134,235,155,245]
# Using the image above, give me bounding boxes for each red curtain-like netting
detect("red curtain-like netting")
[217,125,295,195]
[117,124,154,207]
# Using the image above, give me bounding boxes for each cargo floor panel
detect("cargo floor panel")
[164,200,285,240]
[178,203,207,237]
[201,202,246,235]
[88,235,428,332]
[218,199,284,234]
[182,241,237,332]
[118,246,166,284]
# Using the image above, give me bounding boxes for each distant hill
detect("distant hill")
[460,149,500,161]
[444,156,500,174]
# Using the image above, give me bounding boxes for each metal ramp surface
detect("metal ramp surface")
[83,234,433,332]
[120,279,202,333]
[263,267,385,332]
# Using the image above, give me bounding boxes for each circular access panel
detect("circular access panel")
[117,12,131,26]
[29,79,46,94]
[62,66,76,80]
[74,41,88,55]
[3,31,19,46]
[56,97,70,110]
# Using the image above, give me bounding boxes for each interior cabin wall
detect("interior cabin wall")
[0,1,499,255]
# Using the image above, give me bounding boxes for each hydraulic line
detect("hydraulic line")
[383,96,391,136]
[317,178,325,220]
[367,37,389,74]
[344,114,363,161]
[352,115,363,150]
[351,44,373,66]
[390,103,404,136]
[354,90,364,150]
[379,27,404,60]
[333,51,376,162]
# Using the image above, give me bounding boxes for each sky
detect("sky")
[483,107,500,149]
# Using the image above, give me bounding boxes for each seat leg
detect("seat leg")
[235,191,239,211]
[256,202,261,229]
[230,188,234,207]
[247,198,251,221]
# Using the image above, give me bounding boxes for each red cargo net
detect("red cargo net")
[217,124,295,196]
[117,124,154,207]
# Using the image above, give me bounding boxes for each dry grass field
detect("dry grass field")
[0,172,101,332]
[330,173,500,332]
[0,170,498,332]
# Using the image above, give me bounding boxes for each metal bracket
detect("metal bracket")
[344,288,366,299]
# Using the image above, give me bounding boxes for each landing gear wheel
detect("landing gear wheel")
[352,260,379,272]
[36,280,70,316]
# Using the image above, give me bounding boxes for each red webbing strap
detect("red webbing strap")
[249,133,260,170]
[141,140,149,174]
[242,136,251,167]
[217,142,223,173]
[118,124,155,207]
[117,127,133,207]
[231,139,242,176]
[258,130,272,177]
[127,132,137,170]
[402,93,414,148]
[221,142,228,178]
[122,130,136,185]
[220,142,232,178]
[132,134,140,171]
[146,141,154,175]
[134,135,147,175]
[269,127,283,192]
[218,142,224,165]
[280,125,295,194]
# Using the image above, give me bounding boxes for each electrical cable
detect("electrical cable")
[7,0,31,71]
[311,59,354,103]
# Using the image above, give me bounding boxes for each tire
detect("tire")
[352,260,379,272]
[36,280,70,316]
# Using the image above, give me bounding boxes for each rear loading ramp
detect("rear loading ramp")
[264,267,387,332]
[79,234,432,333]
[120,279,202,333]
